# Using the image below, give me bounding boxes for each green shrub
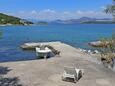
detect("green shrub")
[99,33,115,63]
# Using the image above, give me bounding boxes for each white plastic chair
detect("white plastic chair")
[62,67,84,82]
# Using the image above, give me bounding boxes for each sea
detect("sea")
[0,24,115,62]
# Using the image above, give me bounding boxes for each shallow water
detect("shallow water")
[0,24,115,62]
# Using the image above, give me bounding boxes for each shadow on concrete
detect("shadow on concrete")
[0,66,12,75]
[0,66,23,86]
[0,77,22,86]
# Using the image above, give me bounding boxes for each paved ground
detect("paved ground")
[0,42,115,86]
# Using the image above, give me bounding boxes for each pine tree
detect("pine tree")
[104,0,115,20]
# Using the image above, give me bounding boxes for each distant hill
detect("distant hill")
[81,18,115,24]
[81,21,115,24]
[0,13,33,25]
[35,21,48,25]
[51,17,112,24]
[27,19,48,25]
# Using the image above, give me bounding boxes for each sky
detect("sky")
[0,0,113,20]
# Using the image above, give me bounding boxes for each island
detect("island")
[35,21,48,25]
[0,13,33,26]
[81,21,115,24]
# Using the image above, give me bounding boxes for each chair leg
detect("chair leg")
[74,79,77,83]
[74,77,77,83]
[62,76,66,81]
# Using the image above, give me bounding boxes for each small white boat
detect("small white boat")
[35,47,52,59]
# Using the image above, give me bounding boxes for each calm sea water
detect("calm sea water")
[0,24,115,62]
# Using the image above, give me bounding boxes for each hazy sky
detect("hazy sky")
[0,0,112,20]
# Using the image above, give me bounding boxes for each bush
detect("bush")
[99,34,115,68]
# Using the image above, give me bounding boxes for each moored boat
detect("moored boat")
[36,47,52,59]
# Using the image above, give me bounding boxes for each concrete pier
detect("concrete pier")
[0,42,115,86]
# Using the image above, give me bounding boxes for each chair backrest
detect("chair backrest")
[75,68,84,75]
[64,67,76,75]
